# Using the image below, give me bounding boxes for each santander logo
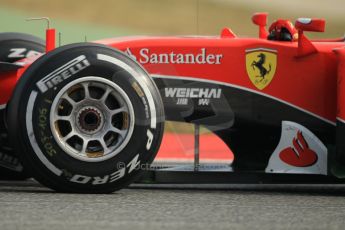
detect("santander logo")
[125,48,223,65]
[266,121,327,175]
[279,131,318,167]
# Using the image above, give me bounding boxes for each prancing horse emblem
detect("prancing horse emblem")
[246,48,277,90]
[251,53,271,80]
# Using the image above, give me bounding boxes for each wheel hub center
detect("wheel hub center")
[77,107,103,134]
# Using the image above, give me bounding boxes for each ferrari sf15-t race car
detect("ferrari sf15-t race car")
[1,13,345,193]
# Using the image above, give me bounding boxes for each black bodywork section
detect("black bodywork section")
[153,76,335,171]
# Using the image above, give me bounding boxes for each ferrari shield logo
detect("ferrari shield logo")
[245,48,277,90]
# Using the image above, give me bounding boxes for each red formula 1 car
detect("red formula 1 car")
[1,13,345,193]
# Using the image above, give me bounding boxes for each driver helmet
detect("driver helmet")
[268,19,298,41]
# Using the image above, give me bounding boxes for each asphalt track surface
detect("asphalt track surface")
[1,180,345,230]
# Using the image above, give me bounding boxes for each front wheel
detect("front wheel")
[8,43,165,193]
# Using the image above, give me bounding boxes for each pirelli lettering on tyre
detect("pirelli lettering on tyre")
[36,55,90,93]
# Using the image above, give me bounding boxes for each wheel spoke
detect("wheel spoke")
[110,106,127,116]
[101,87,112,103]
[62,131,76,142]
[82,82,90,99]
[62,94,77,107]
[100,139,110,153]
[110,126,127,138]
[55,115,71,122]
[80,139,89,153]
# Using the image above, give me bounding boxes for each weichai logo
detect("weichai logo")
[164,87,222,106]
[165,88,222,99]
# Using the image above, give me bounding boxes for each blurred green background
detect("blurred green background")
[0,0,343,133]
[0,0,344,44]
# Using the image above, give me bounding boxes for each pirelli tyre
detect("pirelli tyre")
[8,43,164,193]
[0,32,44,62]
[0,33,44,180]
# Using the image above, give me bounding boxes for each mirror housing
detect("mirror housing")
[295,18,325,32]
[252,12,269,39]
[294,18,325,57]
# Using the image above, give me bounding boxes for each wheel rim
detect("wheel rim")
[50,76,135,162]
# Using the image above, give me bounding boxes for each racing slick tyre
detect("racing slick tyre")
[0,32,44,62]
[8,43,164,193]
[0,33,44,180]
